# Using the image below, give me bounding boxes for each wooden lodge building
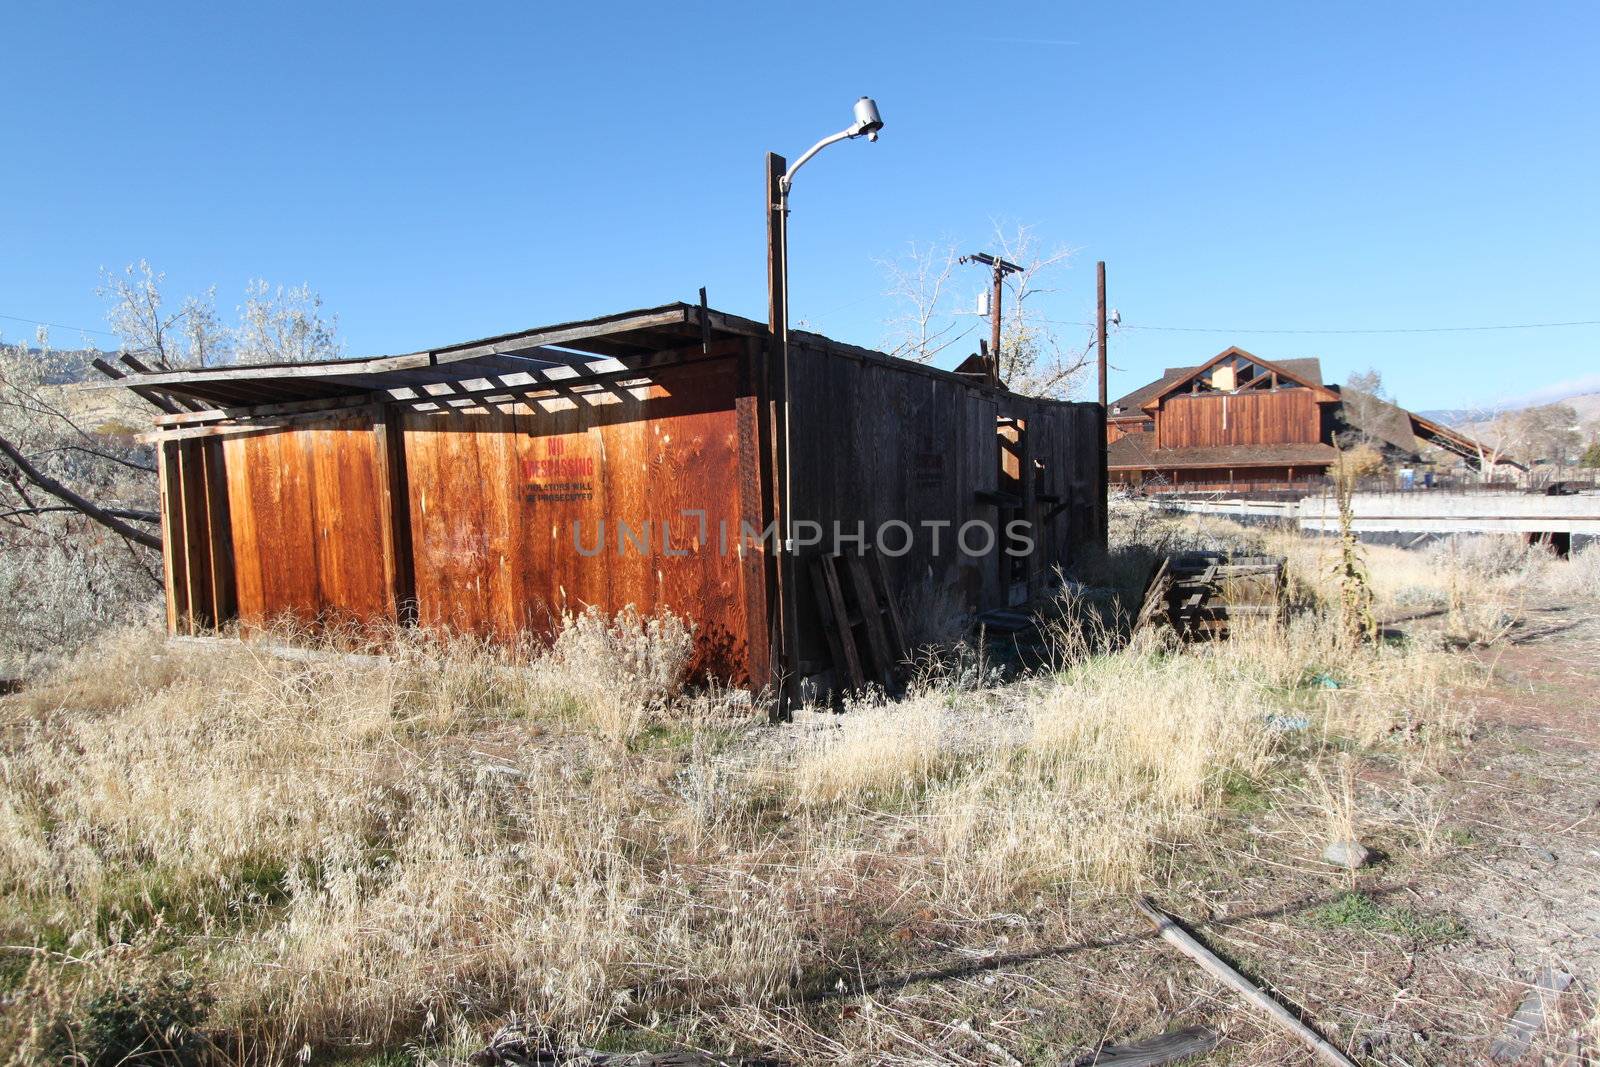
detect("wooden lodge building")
[1107,347,1490,492]
[100,302,1106,698]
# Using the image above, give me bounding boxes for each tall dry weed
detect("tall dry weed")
[783,692,952,807]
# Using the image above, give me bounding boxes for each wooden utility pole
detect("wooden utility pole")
[764,151,796,720]
[1096,261,1108,407]
[989,266,1004,383]
[1096,260,1110,547]
[960,252,1022,388]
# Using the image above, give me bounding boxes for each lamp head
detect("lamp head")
[850,96,884,141]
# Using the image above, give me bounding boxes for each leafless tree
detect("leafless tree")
[99,262,341,369]
[1454,404,1517,481]
[988,223,1092,398]
[99,262,230,369]
[1336,369,1388,449]
[0,329,161,670]
[878,241,968,363]
[235,280,342,365]
[0,266,345,671]
[880,223,1101,398]
[1502,403,1581,483]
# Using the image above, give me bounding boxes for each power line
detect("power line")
[1041,317,1600,336]
[0,312,118,339]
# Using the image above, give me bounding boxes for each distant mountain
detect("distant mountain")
[1420,391,1600,428]
[3,345,118,385]
[1416,406,1486,425]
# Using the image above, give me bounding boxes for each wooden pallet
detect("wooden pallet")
[809,548,908,695]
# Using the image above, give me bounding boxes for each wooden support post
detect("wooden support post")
[1018,419,1038,594]
[989,264,1004,386]
[176,442,211,632]
[1097,261,1108,409]
[157,439,190,636]
[766,149,797,719]
[1096,260,1110,548]
[200,439,236,625]
[735,336,775,691]
[371,404,416,625]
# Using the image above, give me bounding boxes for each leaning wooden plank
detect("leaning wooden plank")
[1069,1025,1220,1066]
[1134,557,1171,631]
[157,440,187,635]
[1489,967,1573,1063]
[841,553,896,687]
[867,549,908,661]
[811,557,864,694]
[1133,897,1356,1067]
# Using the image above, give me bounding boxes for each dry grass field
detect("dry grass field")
[2,509,1597,1065]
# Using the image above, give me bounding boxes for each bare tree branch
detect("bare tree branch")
[0,434,161,550]
[34,445,155,473]
[879,241,967,363]
[0,505,159,523]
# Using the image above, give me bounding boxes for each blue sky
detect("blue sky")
[4,1,1597,410]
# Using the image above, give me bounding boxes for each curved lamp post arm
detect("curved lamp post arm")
[779,98,883,195]
[779,128,856,194]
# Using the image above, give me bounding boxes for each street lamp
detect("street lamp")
[768,96,884,713]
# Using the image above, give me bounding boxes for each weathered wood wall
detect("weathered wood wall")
[785,339,1104,672]
[1157,390,1320,449]
[220,410,392,628]
[158,437,236,635]
[400,355,764,681]
[1106,420,1146,444]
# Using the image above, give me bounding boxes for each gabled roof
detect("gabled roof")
[1109,366,1196,415]
[1136,347,1338,411]
[1110,354,1331,415]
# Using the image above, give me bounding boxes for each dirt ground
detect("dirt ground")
[753,600,1600,1066]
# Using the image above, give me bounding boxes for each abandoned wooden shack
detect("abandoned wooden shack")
[101,302,1106,697]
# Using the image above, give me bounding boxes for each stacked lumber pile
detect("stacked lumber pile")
[1135,552,1285,636]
